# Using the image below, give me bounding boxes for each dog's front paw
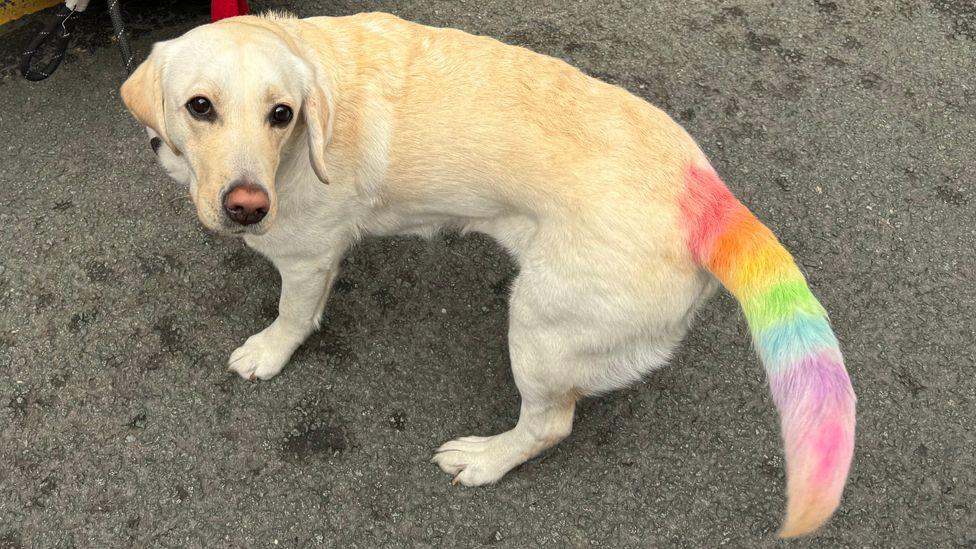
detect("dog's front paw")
[228,330,295,381]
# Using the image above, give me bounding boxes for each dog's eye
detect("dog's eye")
[186,96,213,119]
[270,104,293,127]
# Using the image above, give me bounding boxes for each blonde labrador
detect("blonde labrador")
[121,12,856,537]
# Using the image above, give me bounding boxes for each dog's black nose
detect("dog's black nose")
[150,137,162,154]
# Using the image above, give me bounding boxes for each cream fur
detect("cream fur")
[126,10,721,505]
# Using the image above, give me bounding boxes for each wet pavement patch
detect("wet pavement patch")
[282,419,347,461]
[282,395,350,462]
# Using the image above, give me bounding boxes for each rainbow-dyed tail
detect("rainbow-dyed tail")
[680,163,856,537]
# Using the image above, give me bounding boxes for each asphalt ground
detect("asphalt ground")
[1,1,974,547]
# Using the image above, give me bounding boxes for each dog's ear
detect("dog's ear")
[302,78,333,185]
[252,17,333,184]
[121,45,178,153]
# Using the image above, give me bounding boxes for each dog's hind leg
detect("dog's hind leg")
[431,273,581,486]
[228,253,341,380]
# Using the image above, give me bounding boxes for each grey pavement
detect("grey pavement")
[0,1,974,547]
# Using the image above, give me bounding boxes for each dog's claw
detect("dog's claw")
[248,372,256,382]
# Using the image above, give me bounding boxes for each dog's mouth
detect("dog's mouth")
[227,225,265,236]
[207,215,274,237]
[201,217,272,237]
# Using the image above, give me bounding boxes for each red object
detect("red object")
[211,0,249,22]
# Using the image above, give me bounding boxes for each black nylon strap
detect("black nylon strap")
[20,5,80,81]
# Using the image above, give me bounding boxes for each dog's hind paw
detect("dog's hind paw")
[227,329,295,381]
[431,434,522,486]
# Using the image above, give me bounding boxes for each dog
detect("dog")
[121,12,856,537]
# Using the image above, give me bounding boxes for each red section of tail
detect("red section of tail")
[211,0,249,22]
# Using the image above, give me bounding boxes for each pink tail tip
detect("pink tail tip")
[777,413,855,538]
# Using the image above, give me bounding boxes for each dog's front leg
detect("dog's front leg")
[228,255,341,381]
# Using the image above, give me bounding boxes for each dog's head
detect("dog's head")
[121,16,333,235]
